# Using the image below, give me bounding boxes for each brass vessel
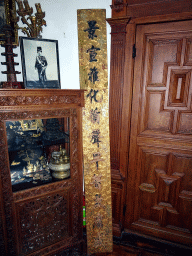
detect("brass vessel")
[49,146,70,180]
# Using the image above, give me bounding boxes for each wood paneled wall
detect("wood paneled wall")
[107,0,192,242]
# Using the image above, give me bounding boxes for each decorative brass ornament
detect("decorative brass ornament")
[49,146,70,180]
[19,119,44,132]
[11,0,46,38]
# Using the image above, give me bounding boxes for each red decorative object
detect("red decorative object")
[1,81,24,89]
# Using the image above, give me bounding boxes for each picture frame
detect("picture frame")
[0,0,18,45]
[20,37,61,89]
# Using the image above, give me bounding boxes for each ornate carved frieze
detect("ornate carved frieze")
[0,95,82,107]
[0,109,71,121]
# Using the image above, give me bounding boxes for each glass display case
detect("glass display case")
[0,89,84,256]
[7,117,70,192]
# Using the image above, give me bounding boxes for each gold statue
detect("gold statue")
[26,161,34,173]
[23,167,27,175]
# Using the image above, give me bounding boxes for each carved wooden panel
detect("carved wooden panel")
[137,148,192,233]
[16,190,70,254]
[0,90,84,256]
[125,21,192,245]
[144,35,192,135]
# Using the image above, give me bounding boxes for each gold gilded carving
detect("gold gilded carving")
[11,0,46,38]
[78,9,112,254]
[0,0,18,45]
[91,174,102,190]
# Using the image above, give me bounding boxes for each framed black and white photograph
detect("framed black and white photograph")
[20,37,61,89]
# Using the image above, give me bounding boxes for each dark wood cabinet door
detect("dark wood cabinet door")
[125,20,192,245]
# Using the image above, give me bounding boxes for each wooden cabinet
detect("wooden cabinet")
[108,0,192,248]
[0,89,84,256]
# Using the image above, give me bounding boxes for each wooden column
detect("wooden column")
[107,17,131,236]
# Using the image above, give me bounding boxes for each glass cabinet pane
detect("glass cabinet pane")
[6,117,70,192]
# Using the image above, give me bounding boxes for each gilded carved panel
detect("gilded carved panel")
[77,9,113,254]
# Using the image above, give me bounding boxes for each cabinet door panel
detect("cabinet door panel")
[15,190,71,254]
[125,20,192,244]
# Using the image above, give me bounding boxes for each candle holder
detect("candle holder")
[11,0,46,38]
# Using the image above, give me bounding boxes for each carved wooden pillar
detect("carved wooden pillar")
[107,18,129,173]
[107,18,130,236]
[1,25,23,89]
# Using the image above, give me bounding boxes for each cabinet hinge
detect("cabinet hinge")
[132,44,136,58]
[123,204,127,216]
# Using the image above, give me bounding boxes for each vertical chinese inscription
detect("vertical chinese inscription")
[77,9,112,254]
